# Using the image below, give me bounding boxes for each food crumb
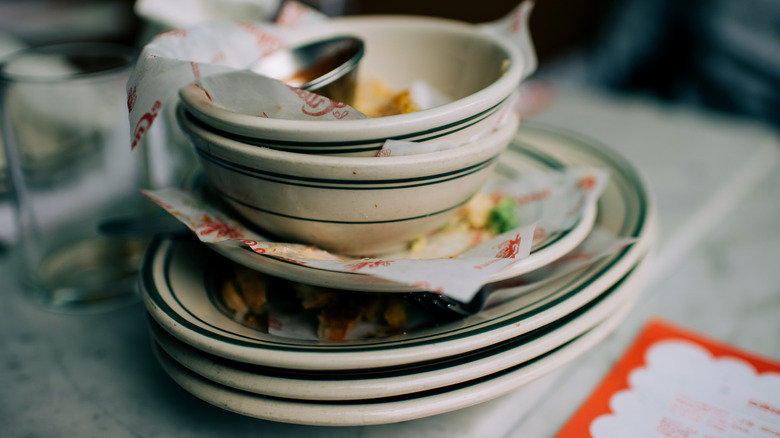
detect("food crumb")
[408,236,427,253]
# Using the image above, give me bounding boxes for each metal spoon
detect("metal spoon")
[249,35,364,105]
[404,290,489,321]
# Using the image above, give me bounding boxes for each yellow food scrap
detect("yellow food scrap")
[434,192,520,238]
[315,295,367,341]
[374,90,421,117]
[353,78,394,115]
[221,280,247,312]
[233,265,267,314]
[317,309,362,341]
[408,236,427,253]
[294,283,339,309]
[383,298,406,329]
[353,78,421,118]
[219,260,413,341]
[463,193,494,229]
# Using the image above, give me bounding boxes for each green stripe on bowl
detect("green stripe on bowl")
[216,187,475,225]
[184,96,508,149]
[233,104,505,154]
[195,148,499,189]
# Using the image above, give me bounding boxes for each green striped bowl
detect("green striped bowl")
[177,105,519,256]
[177,15,530,156]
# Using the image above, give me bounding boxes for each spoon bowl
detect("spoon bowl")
[250,35,363,105]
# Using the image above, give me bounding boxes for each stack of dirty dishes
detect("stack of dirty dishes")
[141,15,657,426]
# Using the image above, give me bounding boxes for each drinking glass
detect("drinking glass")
[0,42,151,313]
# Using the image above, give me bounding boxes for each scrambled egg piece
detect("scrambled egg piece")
[374,90,421,117]
[458,192,519,235]
[407,193,520,252]
[464,193,495,229]
[353,78,421,117]
[408,236,427,253]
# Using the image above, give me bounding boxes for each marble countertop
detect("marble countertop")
[2,85,779,437]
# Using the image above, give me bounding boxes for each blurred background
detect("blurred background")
[2,0,777,248]
[0,0,610,63]
[0,0,778,127]
[0,0,780,128]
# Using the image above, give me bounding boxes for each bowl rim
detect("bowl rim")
[180,96,509,154]
[177,15,525,141]
[177,104,519,178]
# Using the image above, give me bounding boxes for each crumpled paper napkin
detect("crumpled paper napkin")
[135,0,281,30]
[144,167,607,302]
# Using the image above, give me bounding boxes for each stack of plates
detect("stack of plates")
[140,124,657,426]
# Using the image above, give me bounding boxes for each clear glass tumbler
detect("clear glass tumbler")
[0,42,151,313]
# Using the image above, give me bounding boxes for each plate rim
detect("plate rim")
[150,256,648,401]
[141,123,657,369]
[152,284,641,426]
[201,141,596,292]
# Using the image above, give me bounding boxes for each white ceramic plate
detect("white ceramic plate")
[149,256,647,401]
[152,280,641,426]
[203,151,597,292]
[141,123,657,370]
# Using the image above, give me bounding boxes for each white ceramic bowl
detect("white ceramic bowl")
[178,15,529,156]
[177,105,519,256]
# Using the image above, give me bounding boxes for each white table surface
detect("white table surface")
[2,85,779,438]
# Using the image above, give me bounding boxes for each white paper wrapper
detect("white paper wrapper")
[144,167,606,302]
[218,225,633,342]
[183,71,369,121]
[482,227,637,309]
[127,1,328,148]
[126,0,536,150]
[376,88,519,157]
